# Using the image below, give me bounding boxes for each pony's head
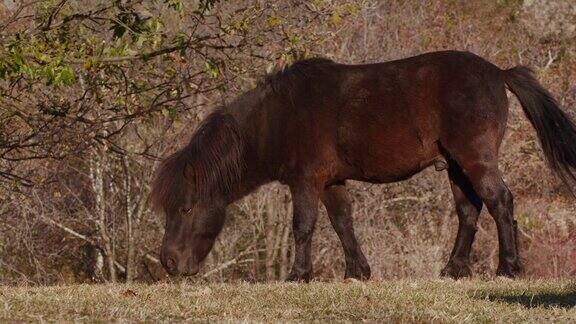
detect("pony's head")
[151,112,245,276]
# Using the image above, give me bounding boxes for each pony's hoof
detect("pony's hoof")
[286,270,312,283]
[496,261,523,278]
[440,261,472,279]
[345,261,371,281]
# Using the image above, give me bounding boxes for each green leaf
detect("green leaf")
[204,60,219,79]
[161,107,177,118]
[232,18,249,32]
[114,97,126,107]
[166,0,184,15]
[266,15,282,28]
[58,66,75,85]
[43,66,56,84]
[342,3,359,15]
[0,60,8,79]
[21,64,36,79]
[173,32,187,55]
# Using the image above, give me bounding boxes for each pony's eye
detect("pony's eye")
[180,207,192,214]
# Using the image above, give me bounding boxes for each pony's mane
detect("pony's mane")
[151,111,245,212]
[262,57,335,95]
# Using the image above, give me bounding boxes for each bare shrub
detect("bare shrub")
[1,0,575,284]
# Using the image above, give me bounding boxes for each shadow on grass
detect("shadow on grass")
[474,290,576,309]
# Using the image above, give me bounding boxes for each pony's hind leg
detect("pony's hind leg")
[438,68,521,277]
[441,159,483,279]
[457,161,522,277]
[321,184,371,280]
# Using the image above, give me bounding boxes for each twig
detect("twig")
[202,248,265,279]
[38,214,129,274]
[39,215,96,245]
[0,0,44,31]
[543,50,557,70]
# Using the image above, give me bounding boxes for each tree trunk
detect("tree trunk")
[90,148,117,283]
[93,248,104,282]
[122,157,135,283]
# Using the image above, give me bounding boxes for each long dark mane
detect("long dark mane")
[151,111,245,212]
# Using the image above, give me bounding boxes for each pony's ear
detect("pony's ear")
[267,56,288,74]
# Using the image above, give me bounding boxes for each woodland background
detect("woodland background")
[0,0,575,285]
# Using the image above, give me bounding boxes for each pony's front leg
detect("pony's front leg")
[287,183,321,282]
[322,184,370,280]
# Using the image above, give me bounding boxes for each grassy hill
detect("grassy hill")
[1,279,574,322]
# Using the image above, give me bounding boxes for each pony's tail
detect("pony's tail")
[504,66,576,195]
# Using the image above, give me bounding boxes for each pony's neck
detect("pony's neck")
[224,87,268,134]
[220,88,272,203]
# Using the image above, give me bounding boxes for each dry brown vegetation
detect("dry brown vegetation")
[1,0,575,286]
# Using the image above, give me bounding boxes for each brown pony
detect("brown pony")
[151,51,576,281]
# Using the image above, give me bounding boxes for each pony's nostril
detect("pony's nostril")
[165,257,177,272]
[183,267,199,277]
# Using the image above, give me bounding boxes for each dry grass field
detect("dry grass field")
[1,279,575,322]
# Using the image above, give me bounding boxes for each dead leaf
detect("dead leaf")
[122,289,137,297]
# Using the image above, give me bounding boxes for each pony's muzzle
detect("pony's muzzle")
[160,249,199,276]
[181,262,200,277]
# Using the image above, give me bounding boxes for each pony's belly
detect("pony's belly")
[335,82,441,184]
[345,147,440,183]
[337,122,441,183]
